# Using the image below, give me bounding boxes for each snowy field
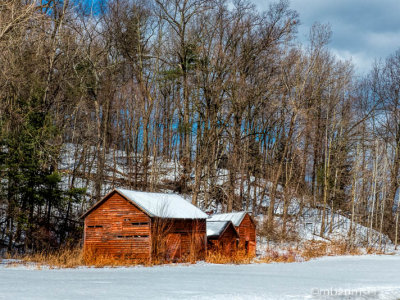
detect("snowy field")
[1,256,400,300]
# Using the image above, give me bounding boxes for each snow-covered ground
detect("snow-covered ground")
[1,255,400,299]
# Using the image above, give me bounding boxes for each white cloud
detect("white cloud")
[253,0,400,74]
[364,31,400,50]
[331,49,373,75]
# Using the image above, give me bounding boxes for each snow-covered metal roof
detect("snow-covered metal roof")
[206,220,239,238]
[208,212,247,226]
[117,189,208,219]
[206,221,230,237]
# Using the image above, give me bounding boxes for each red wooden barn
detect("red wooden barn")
[82,189,208,262]
[206,220,239,256]
[208,212,256,256]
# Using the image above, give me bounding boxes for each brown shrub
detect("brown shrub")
[301,241,328,260]
[258,247,298,264]
[13,247,85,269]
[206,248,253,264]
[301,240,362,260]
[6,247,148,268]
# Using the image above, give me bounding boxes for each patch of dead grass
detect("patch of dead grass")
[2,240,391,268]
[206,249,253,264]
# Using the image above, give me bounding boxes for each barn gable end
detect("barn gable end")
[208,212,256,256]
[84,191,152,261]
[237,213,256,256]
[207,220,239,256]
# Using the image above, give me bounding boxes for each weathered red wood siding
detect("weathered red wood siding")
[84,192,151,260]
[153,219,206,261]
[236,214,256,256]
[208,224,238,256]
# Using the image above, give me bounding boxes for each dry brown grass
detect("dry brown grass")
[258,248,297,264]
[206,249,253,264]
[83,247,152,267]
[301,240,362,261]
[6,247,85,269]
[300,241,329,260]
[5,247,150,269]
[257,240,368,264]
[2,239,389,269]
[6,243,203,268]
[365,247,386,255]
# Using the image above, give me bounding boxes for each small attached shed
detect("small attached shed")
[82,189,208,262]
[207,220,239,256]
[208,212,256,256]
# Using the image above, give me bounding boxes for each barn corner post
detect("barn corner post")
[202,219,207,260]
[83,217,86,262]
[149,218,152,264]
[190,219,197,262]
[189,219,206,262]
[151,201,174,263]
[200,218,207,261]
[151,216,171,263]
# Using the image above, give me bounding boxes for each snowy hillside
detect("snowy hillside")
[59,144,394,250]
[257,205,394,249]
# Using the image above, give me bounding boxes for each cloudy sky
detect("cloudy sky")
[255,0,400,75]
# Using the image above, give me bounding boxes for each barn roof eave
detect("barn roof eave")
[80,189,155,219]
[116,189,155,218]
[206,220,239,238]
[208,211,256,227]
[116,188,208,219]
[220,221,239,238]
[80,189,118,219]
[81,189,208,220]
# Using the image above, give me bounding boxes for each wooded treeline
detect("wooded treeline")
[0,0,399,252]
